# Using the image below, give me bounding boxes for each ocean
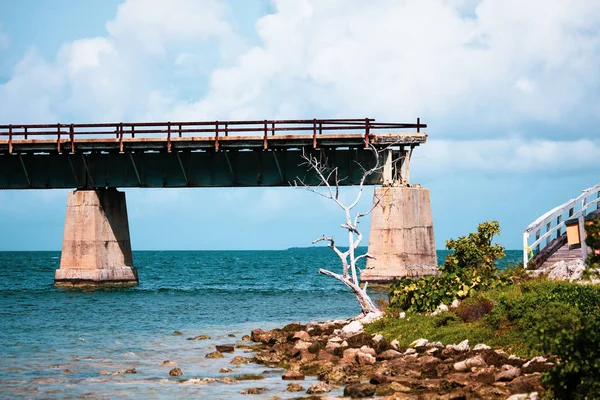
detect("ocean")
[0,249,522,399]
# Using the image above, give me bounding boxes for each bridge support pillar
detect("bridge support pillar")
[54,188,138,287]
[361,186,438,282]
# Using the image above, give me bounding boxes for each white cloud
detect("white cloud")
[106,0,231,57]
[169,0,600,138]
[413,138,600,178]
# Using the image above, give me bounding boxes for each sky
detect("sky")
[0,0,599,251]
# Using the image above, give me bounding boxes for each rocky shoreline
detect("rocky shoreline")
[233,319,550,399]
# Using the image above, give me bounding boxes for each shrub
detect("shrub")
[454,296,495,323]
[542,310,600,399]
[388,221,506,313]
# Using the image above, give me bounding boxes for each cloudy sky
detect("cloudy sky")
[0,0,599,251]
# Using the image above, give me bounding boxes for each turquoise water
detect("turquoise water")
[0,249,521,399]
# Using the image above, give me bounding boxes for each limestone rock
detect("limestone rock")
[169,367,182,376]
[390,339,400,350]
[205,351,224,359]
[241,335,251,341]
[453,355,487,371]
[282,370,305,380]
[342,348,361,364]
[161,360,177,367]
[220,368,233,373]
[187,334,210,340]
[342,320,364,334]
[173,331,183,335]
[377,349,402,360]
[292,331,310,341]
[306,381,331,394]
[230,356,250,365]
[446,339,469,353]
[285,383,305,392]
[240,387,267,395]
[216,344,235,353]
[344,383,376,398]
[496,365,521,382]
[113,368,136,375]
[522,356,553,374]
[356,351,377,366]
[409,338,429,349]
[473,343,491,351]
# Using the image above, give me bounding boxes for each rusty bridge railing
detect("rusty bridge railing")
[0,118,425,153]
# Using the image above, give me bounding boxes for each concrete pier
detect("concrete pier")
[361,186,438,282]
[54,189,138,287]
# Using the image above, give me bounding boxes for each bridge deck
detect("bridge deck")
[0,119,427,189]
[0,133,425,153]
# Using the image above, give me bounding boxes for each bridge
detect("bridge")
[0,118,438,286]
[524,183,600,270]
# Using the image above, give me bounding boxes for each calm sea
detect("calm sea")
[0,249,521,399]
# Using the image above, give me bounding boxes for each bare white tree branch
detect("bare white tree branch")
[293,145,395,317]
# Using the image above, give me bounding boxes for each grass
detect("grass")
[366,278,600,358]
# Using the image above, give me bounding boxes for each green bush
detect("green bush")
[388,221,506,313]
[542,310,600,399]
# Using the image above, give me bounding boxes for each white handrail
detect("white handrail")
[523,183,600,268]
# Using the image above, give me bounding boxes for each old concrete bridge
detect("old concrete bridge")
[0,118,437,286]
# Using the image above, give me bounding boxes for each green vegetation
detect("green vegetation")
[370,220,600,398]
[388,221,507,313]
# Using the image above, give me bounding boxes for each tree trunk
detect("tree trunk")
[319,268,379,315]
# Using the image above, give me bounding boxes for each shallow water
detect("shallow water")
[0,249,521,398]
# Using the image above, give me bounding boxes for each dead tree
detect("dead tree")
[294,146,386,317]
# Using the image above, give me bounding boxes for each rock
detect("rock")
[242,335,251,341]
[342,348,361,364]
[454,355,487,371]
[399,312,406,319]
[285,383,305,392]
[432,304,449,315]
[62,369,73,374]
[359,312,382,324]
[169,367,182,376]
[113,368,136,375]
[228,333,235,337]
[409,338,429,349]
[507,393,539,400]
[216,344,235,353]
[220,376,236,384]
[307,381,331,394]
[251,328,269,343]
[187,334,210,340]
[473,343,491,351]
[369,374,389,384]
[253,351,283,366]
[507,375,544,394]
[522,356,553,374]
[282,370,305,380]
[356,351,376,365]
[342,320,364,334]
[282,322,305,332]
[472,367,496,384]
[308,341,321,354]
[346,332,373,348]
[220,368,233,373]
[161,360,177,367]
[496,365,521,382]
[377,382,413,396]
[99,370,111,375]
[240,387,267,395]
[372,334,389,353]
[205,351,224,359]
[292,330,310,341]
[317,350,339,362]
[404,348,416,355]
[344,383,376,398]
[390,339,400,350]
[325,341,341,354]
[446,339,469,353]
[359,346,376,357]
[173,331,183,335]
[230,356,250,365]
[377,349,402,360]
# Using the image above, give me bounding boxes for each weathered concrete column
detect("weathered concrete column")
[54,188,138,287]
[361,186,438,282]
